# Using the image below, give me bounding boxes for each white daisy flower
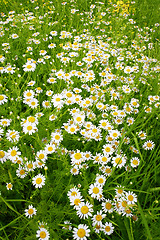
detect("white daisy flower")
[24,205,37,218]
[76,201,93,219]
[6,183,13,190]
[32,174,46,188]
[36,228,50,240]
[103,222,114,235]
[73,224,90,240]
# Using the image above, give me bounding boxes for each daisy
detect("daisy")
[92,210,106,228]
[23,122,37,135]
[95,175,106,186]
[6,183,13,190]
[36,150,47,162]
[7,146,21,162]
[32,174,46,188]
[73,224,90,240]
[103,222,114,235]
[0,118,12,127]
[36,228,50,240]
[0,94,8,105]
[102,199,114,213]
[45,144,56,154]
[70,166,79,175]
[131,157,140,168]
[70,195,84,208]
[25,205,37,218]
[125,191,137,204]
[27,116,38,125]
[23,61,36,72]
[109,130,121,139]
[143,140,155,150]
[42,100,51,108]
[102,144,114,156]
[112,155,126,168]
[67,187,81,199]
[51,94,64,108]
[0,150,7,163]
[88,183,103,200]
[16,167,28,178]
[76,201,93,219]
[23,90,35,99]
[51,132,63,143]
[28,98,39,109]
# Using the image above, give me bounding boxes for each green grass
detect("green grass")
[0,0,160,239]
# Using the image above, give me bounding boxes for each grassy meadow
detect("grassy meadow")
[0,0,160,239]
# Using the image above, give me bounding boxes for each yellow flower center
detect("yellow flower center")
[77,229,85,238]
[93,187,99,194]
[76,117,82,122]
[56,98,61,101]
[105,226,111,232]
[147,142,152,148]
[98,178,104,184]
[20,169,25,175]
[28,117,35,123]
[7,183,12,188]
[132,159,138,165]
[96,215,102,221]
[74,153,82,160]
[113,133,118,137]
[36,178,42,184]
[102,157,107,162]
[115,158,122,164]
[55,135,60,140]
[40,231,46,238]
[39,154,44,159]
[105,147,111,152]
[48,147,53,151]
[0,151,5,158]
[28,209,34,215]
[27,126,32,131]
[105,202,112,210]
[81,206,89,214]
[128,195,134,201]
[11,150,17,156]
[74,198,81,205]
[27,65,32,69]
[0,95,4,100]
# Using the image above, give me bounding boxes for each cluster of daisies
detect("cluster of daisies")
[0,0,159,239]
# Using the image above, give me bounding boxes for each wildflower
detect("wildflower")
[7,146,21,162]
[88,183,103,199]
[0,94,8,105]
[36,228,50,240]
[92,210,106,228]
[143,140,155,150]
[95,175,106,186]
[0,118,12,127]
[73,224,90,240]
[16,167,28,178]
[6,183,13,190]
[23,61,36,72]
[125,191,137,204]
[32,174,46,188]
[131,157,140,168]
[25,205,37,218]
[103,222,114,235]
[28,98,39,109]
[0,150,7,163]
[102,199,114,213]
[23,122,37,135]
[76,201,93,219]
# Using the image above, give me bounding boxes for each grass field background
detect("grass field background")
[0,0,159,239]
